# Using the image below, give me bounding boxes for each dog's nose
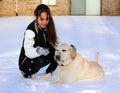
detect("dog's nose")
[55,55,60,61]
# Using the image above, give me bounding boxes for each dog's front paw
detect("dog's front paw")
[51,79,63,84]
[51,80,59,84]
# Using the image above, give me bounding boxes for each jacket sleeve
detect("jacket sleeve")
[24,30,40,59]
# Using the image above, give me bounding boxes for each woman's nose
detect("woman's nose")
[43,20,47,25]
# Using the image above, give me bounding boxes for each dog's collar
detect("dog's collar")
[59,61,73,67]
[60,64,64,66]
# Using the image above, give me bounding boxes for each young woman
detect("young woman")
[18,4,58,78]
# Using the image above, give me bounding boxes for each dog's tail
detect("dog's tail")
[94,52,99,63]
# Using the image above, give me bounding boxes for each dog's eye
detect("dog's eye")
[62,50,66,52]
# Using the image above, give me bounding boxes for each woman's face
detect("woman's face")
[37,12,49,29]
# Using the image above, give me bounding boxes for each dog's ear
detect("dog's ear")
[71,45,76,51]
[70,45,77,59]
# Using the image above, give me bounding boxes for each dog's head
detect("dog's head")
[54,44,77,66]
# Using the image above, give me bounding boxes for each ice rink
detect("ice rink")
[0,16,120,93]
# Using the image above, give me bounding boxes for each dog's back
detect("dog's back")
[77,52,104,81]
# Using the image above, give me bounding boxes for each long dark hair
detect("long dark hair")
[34,4,58,46]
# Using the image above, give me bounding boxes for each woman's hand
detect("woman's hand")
[32,73,52,79]
[36,46,49,56]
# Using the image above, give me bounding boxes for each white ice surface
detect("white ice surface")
[0,16,120,93]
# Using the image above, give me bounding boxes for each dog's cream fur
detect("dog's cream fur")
[54,44,104,83]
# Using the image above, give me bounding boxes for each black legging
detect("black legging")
[19,56,58,78]
[19,56,49,78]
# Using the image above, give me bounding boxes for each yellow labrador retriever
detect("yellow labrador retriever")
[54,44,104,83]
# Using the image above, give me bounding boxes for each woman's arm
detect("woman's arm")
[24,30,40,59]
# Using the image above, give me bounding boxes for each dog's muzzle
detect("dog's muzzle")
[55,55,60,61]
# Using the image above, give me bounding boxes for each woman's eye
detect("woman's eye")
[62,50,66,52]
[40,18,44,21]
